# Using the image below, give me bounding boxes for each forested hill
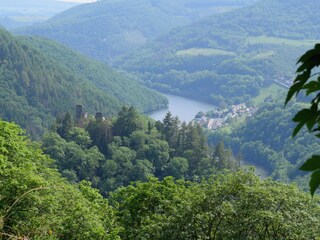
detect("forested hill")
[0,28,166,136]
[16,0,257,62]
[21,36,166,112]
[117,0,320,105]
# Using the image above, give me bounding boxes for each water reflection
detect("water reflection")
[148,94,216,122]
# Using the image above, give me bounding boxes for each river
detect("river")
[147,94,216,122]
[148,93,270,178]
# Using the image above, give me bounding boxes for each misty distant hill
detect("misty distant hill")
[16,0,257,62]
[0,0,78,29]
[0,28,166,136]
[116,0,320,105]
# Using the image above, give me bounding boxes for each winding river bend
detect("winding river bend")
[147,94,216,122]
[148,93,269,178]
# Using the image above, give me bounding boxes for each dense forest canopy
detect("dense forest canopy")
[22,36,167,113]
[1,118,320,239]
[0,27,166,137]
[42,107,218,194]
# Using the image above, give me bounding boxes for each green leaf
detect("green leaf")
[287,44,320,197]
[306,119,317,132]
[300,155,320,171]
[304,81,320,96]
[296,62,313,73]
[294,70,311,85]
[292,122,304,138]
[285,82,304,104]
[306,106,318,131]
[297,48,320,67]
[309,169,320,196]
[292,109,311,122]
[297,49,314,64]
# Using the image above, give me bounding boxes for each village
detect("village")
[194,103,257,130]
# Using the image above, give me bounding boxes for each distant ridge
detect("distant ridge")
[16,0,258,62]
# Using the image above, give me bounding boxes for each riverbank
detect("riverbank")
[147,93,270,179]
[147,93,216,122]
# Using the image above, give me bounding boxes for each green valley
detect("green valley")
[1,0,320,238]
[16,0,258,62]
[116,0,320,106]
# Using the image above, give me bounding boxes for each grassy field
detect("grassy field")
[251,50,274,60]
[176,48,235,56]
[247,36,317,47]
[253,83,286,106]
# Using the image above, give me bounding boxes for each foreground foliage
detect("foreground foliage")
[0,119,119,239]
[1,118,319,239]
[112,172,320,240]
[285,43,320,195]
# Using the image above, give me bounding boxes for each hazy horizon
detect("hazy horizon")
[57,0,96,3]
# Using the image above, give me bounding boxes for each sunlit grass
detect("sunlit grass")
[251,51,275,60]
[253,83,286,106]
[176,48,235,56]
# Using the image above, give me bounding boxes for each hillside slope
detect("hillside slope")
[22,36,167,112]
[16,0,257,62]
[117,0,320,105]
[0,28,165,136]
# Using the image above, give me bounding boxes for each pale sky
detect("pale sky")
[57,0,97,3]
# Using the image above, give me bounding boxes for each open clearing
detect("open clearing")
[253,83,286,106]
[177,48,235,56]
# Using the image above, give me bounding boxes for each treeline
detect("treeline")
[42,106,238,194]
[1,118,320,239]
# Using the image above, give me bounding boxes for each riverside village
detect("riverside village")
[194,103,256,130]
